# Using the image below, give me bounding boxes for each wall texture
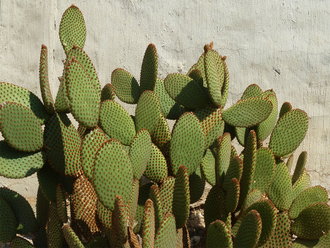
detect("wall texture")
[0,0,329,203]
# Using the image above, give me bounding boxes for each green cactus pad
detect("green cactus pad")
[55,77,71,113]
[292,169,311,200]
[62,225,84,248]
[206,220,233,248]
[292,202,330,240]
[222,97,273,128]
[266,161,293,211]
[0,140,45,178]
[149,184,163,232]
[238,130,257,208]
[56,184,67,224]
[170,112,204,175]
[111,195,128,246]
[195,105,223,149]
[154,213,177,248]
[250,148,276,193]
[47,202,64,248]
[292,151,308,185]
[36,186,49,227]
[85,235,110,248]
[37,162,61,202]
[189,164,205,204]
[59,4,86,54]
[279,101,292,118]
[135,90,161,135]
[173,165,190,229]
[223,155,243,192]
[216,133,232,184]
[0,187,38,235]
[240,189,263,213]
[101,83,116,102]
[65,58,100,128]
[10,236,34,248]
[225,178,240,213]
[257,93,278,141]
[97,201,112,229]
[111,68,140,104]
[164,73,209,109]
[0,196,17,242]
[0,101,43,152]
[93,139,133,211]
[286,153,294,171]
[0,81,49,124]
[39,44,55,114]
[289,186,328,220]
[81,127,108,181]
[293,231,330,247]
[99,100,136,145]
[145,143,168,183]
[154,78,184,120]
[201,148,216,186]
[72,174,100,234]
[204,50,224,107]
[204,185,227,227]
[128,179,139,227]
[32,227,47,248]
[129,129,152,179]
[151,114,171,151]
[233,209,262,248]
[241,84,263,100]
[142,199,155,248]
[263,211,292,248]
[269,109,308,157]
[220,57,229,108]
[159,177,175,217]
[188,53,206,81]
[44,112,82,177]
[140,43,158,93]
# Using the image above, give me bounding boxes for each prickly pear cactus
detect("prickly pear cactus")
[0,5,328,248]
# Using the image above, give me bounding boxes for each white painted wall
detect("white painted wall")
[0,0,329,203]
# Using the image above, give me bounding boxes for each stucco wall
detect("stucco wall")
[0,0,329,204]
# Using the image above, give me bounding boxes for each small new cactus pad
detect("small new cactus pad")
[250,148,276,193]
[0,196,17,242]
[225,178,240,213]
[142,199,155,248]
[292,151,307,185]
[0,82,49,124]
[233,210,262,248]
[240,189,263,213]
[188,53,206,82]
[266,162,293,211]
[292,202,330,240]
[170,112,204,175]
[0,140,45,178]
[0,101,43,152]
[101,83,116,102]
[241,84,263,100]
[164,73,209,109]
[81,126,108,181]
[279,101,292,118]
[0,187,38,234]
[173,165,190,229]
[62,225,85,248]
[204,50,224,107]
[111,68,140,104]
[135,90,161,135]
[269,109,308,157]
[257,93,278,141]
[223,155,243,192]
[99,100,136,145]
[154,213,177,248]
[36,187,50,227]
[93,139,133,211]
[206,220,233,248]
[140,44,158,93]
[111,195,128,246]
[159,177,175,217]
[129,129,152,179]
[72,174,100,234]
[154,78,184,120]
[65,58,100,128]
[292,169,311,199]
[201,148,216,186]
[39,44,55,114]
[10,236,34,248]
[144,143,168,183]
[47,202,64,248]
[216,133,232,184]
[55,77,71,113]
[59,4,86,54]
[289,185,328,219]
[44,112,82,177]
[222,97,273,128]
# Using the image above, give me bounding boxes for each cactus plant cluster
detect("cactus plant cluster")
[0,4,329,248]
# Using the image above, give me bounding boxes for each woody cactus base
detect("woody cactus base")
[0,4,329,248]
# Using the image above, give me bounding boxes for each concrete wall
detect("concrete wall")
[0,0,329,203]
